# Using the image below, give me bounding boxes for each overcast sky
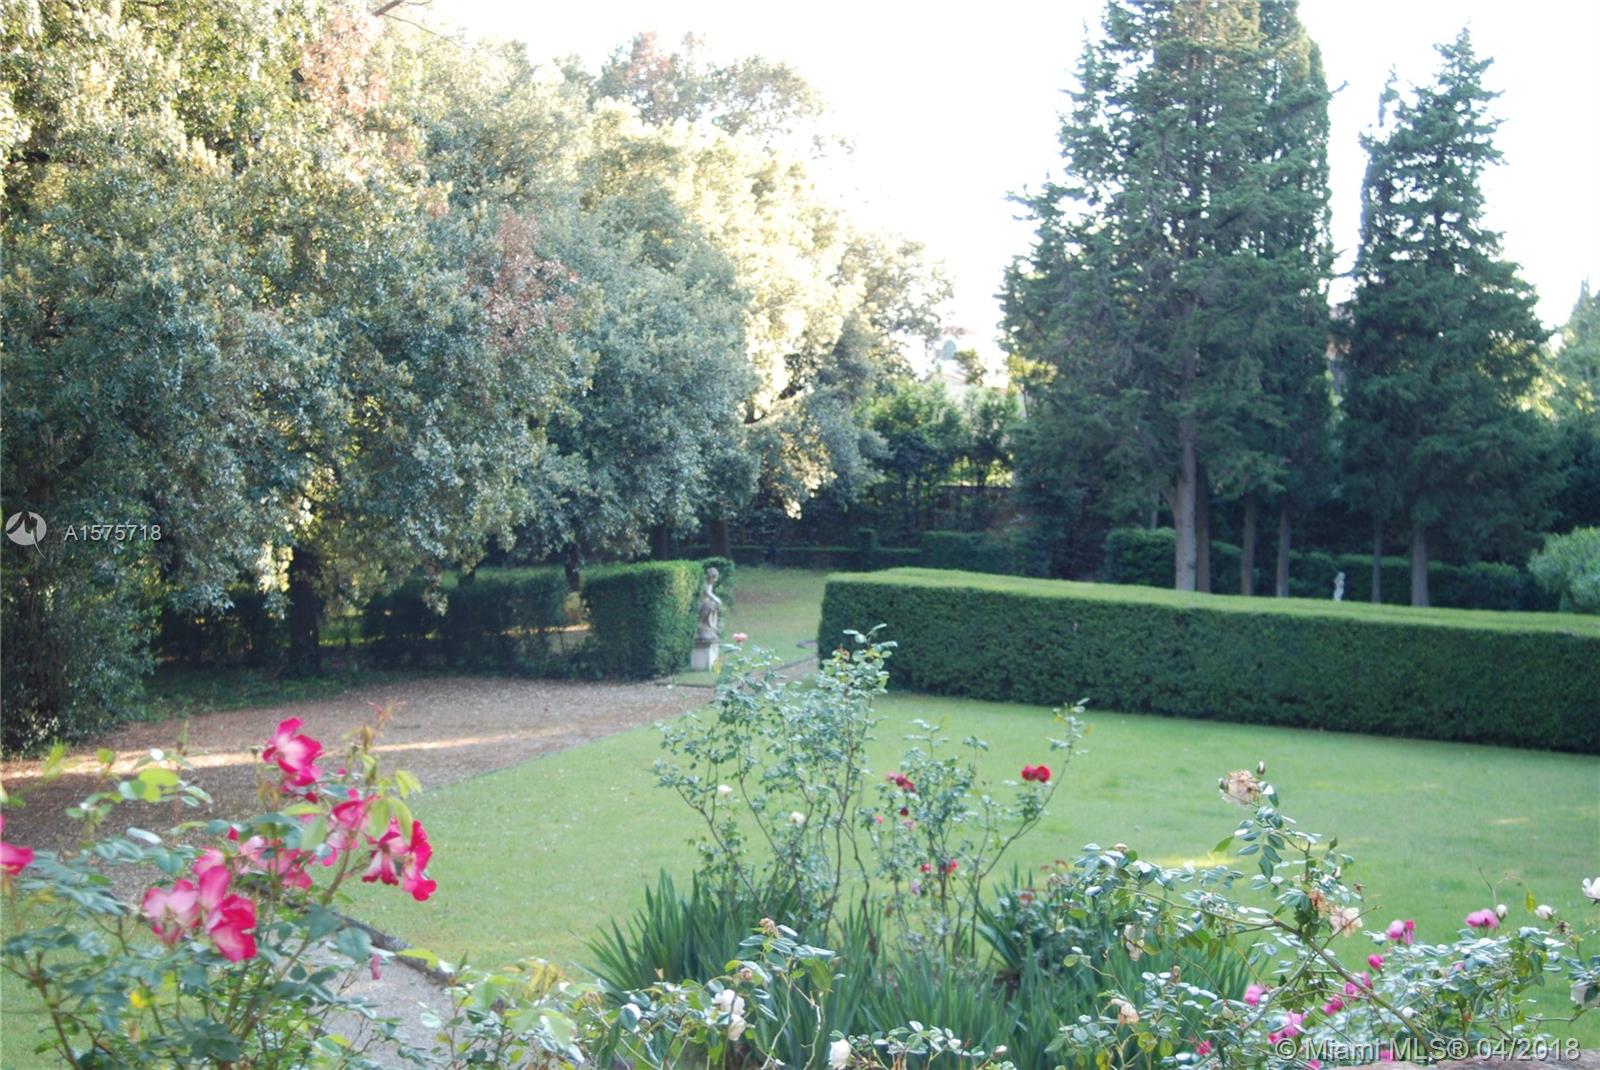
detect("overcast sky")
[440,1,1600,366]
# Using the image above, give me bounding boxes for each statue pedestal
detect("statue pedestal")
[691,641,719,672]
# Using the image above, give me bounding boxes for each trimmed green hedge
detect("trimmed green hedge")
[363,568,566,670]
[818,568,1600,753]
[362,576,449,665]
[1101,527,1554,611]
[441,568,568,669]
[920,531,1036,576]
[581,560,704,678]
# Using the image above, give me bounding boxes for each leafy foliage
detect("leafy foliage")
[1529,528,1600,615]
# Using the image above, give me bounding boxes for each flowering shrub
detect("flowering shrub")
[1,707,437,1068]
[655,632,1082,957]
[1043,767,1599,1068]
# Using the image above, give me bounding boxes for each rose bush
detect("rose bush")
[1,707,440,1068]
[655,631,1083,959]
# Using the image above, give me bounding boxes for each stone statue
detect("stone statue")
[691,568,723,670]
[696,568,722,641]
[1333,571,1345,602]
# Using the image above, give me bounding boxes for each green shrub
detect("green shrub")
[361,576,448,666]
[873,547,921,568]
[1529,527,1600,614]
[765,544,917,570]
[1,550,155,751]
[440,567,568,670]
[818,568,1600,752]
[856,526,881,569]
[581,560,702,677]
[920,531,1028,575]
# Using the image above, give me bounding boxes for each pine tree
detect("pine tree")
[1342,31,1553,606]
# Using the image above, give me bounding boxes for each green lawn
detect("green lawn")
[341,690,1600,1041]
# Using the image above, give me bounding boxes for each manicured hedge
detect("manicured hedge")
[361,576,448,665]
[363,568,566,670]
[1101,527,1553,611]
[581,560,704,678]
[818,568,1600,753]
[920,531,1037,576]
[440,568,568,669]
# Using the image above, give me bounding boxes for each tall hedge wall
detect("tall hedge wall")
[1100,527,1554,611]
[581,560,704,678]
[818,568,1600,753]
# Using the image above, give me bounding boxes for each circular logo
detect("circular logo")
[4,512,47,547]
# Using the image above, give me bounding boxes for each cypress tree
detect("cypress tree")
[1343,31,1553,605]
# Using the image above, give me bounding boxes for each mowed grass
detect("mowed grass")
[341,690,1600,1041]
[842,568,1600,636]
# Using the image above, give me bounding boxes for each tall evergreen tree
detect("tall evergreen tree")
[1004,0,1331,591]
[1342,31,1553,606]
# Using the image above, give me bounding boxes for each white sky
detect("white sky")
[439,1,1600,367]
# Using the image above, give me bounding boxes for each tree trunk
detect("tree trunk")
[1410,521,1430,607]
[1173,425,1199,591]
[1370,518,1384,604]
[649,523,670,561]
[708,517,732,558]
[564,545,582,593]
[1240,496,1258,597]
[287,546,322,674]
[1274,500,1291,598]
[1194,464,1212,594]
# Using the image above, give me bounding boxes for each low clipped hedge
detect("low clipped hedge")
[920,531,1037,576]
[441,568,568,669]
[361,576,448,665]
[363,568,566,670]
[1101,527,1553,611]
[581,560,704,678]
[818,568,1600,753]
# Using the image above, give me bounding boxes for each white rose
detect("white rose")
[1582,877,1599,903]
[1219,770,1262,806]
[1536,903,1556,920]
[1328,906,1363,937]
[1495,903,1508,920]
[712,989,745,1019]
[829,1038,852,1069]
[788,811,806,826]
[716,784,733,798]
[1122,924,1143,961]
